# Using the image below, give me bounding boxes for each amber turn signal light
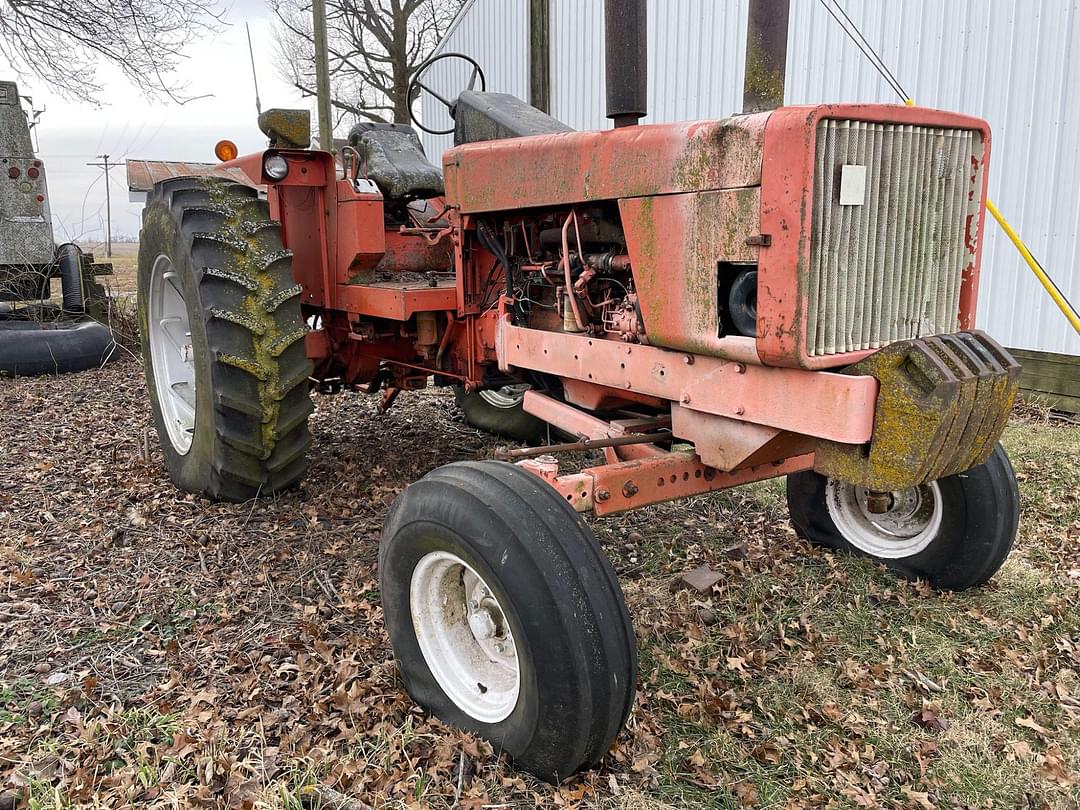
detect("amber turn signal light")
[214,140,239,162]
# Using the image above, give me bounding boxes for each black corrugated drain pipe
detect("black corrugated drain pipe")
[56,243,86,314]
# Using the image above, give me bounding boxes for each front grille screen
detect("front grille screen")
[808,119,982,356]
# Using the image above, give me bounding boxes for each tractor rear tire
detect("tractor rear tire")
[786,443,1019,591]
[380,460,637,782]
[137,177,313,501]
[454,384,546,443]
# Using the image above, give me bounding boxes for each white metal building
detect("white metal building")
[419,0,1080,358]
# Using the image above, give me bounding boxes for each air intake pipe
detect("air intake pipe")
[604,0,647,127]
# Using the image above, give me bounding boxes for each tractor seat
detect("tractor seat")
[347,122,444,201]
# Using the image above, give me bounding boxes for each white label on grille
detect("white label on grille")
[839,164,867,205]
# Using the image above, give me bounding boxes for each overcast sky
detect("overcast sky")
[0,0,310,246]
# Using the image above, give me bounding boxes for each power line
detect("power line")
[814,0,909,102]
[85,154,115,258]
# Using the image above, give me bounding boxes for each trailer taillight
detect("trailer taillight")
[27,166,39,178]
[7,166,18,179]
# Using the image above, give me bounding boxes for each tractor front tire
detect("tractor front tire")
[786,444,1019,591]
[380,461,637,782]
[137,177,313,501]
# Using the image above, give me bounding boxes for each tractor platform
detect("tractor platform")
[335,278,456,320]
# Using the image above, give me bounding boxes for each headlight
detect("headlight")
[263,154,289,181]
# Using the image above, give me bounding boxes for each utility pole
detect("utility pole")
[311,0,334,151]
[86,154,113,257]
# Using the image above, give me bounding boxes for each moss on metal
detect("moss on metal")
[814,332,1020,490]
[203,179,308,456]
[743,33,786,111]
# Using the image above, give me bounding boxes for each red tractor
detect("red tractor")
[133,6,1020,782]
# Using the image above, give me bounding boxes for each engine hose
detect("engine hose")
[477,222,516,319]
[56,243,86,314]
[561,212,587,331]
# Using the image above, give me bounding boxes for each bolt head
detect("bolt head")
[596,488,611,501]
[734,405,745,416]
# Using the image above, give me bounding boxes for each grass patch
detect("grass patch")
[0,677,62,726]
[621,420,1080,807]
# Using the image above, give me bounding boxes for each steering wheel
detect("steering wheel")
[408,52,486,136]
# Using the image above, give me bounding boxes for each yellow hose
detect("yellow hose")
[984,200,1080,336]
[902,98,1080,336]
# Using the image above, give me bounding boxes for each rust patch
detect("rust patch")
[743,31,786,111]
[443,115,768,214]
[621,188,759,355]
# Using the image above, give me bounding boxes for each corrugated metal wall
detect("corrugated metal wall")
[549,0,748,130]
[422,0,747,154]
[418,0,529,158]
[786,0,1080,355]
[425,0,1080,356]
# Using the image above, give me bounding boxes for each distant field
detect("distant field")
[78,241,138,298]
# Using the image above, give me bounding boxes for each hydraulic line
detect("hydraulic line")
[561,212,587,331]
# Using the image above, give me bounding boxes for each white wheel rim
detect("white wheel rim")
[478,384,529,409]
[826,480,943,559]
[409,550,521,723]
[147,254,196,454]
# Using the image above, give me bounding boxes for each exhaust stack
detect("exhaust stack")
[604,0,647,127]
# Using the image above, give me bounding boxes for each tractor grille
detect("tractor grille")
[808,119,982,357]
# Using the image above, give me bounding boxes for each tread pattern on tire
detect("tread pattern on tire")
[146,177,313,500]
[425,461,637,769]
[381,460,637,780]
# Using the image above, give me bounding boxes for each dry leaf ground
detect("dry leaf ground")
[1,357,1078,809]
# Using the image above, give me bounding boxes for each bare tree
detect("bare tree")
[272,0,463,128]
[0,0,225,102]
